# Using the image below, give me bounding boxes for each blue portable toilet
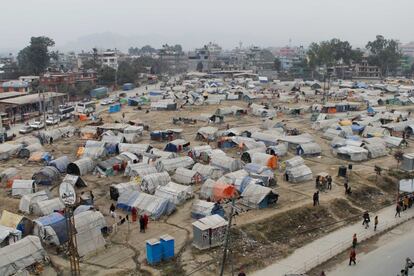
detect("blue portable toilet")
[146,239,162,265]
[109,103,121,113]
[160,234,175,261]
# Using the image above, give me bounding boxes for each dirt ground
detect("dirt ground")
[0,95,410,275]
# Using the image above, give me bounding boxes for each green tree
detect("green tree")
[98,66,116,85]
[117,60,136,84]
[366,35,402,77]
[273,58,281,71]
[17,36,55,75]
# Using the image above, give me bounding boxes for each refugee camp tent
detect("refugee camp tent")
[123,126,143,143]
[74,211,106,257]
[0,168,20,187]
[266,143,288,157]
[39,126,75,144]
[233,176,264,193]
[191,200,224,219]
[67,158,95,176]
[0,211,32,237]
[118,143,151,155]
[19,190,50,214]
[335,146,368,161]
[192,214,227,250]
[48,156,70,173]
[17,143,43,159]
[110,181,139,200]
[80,126,98,140]
[362,126,390,138]
[124,163,157,178]
[285,164,313,183]
[101,134,125,154]
[164,139,190,153]
[150,148,177,159]
[0,143,22,160]
[80,141,107,159]
[172,167,203,185]
[322,128,342,140]
[155,156,194,173]
[118,191,175,219]
[28,151,51,163]
[200,179,236,201]
[141,172,171,194]
[363,142,388,158]
[296,142,322,156]
[196,126,218,141]
[0,235,47,276]
[243,152,278,169]
[244,163,276,186]
[0,225,21,247]
[154,182,193,205]
[210,154,242,173]
[401,153,414,171]
[285,156,305,169]
[218,170,249,185]
[32,166,60,185]
[61,174,87,188]
[240,184,278,209]
[12,180,36,197]
[32,198,65,216]
[192,163,223,180]
[33,212,67,246]
[383,136,405,148]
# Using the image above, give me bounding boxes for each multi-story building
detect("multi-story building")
[352,59,381,79]
[401,42,414,57]
[99,50,119,69]
[40,71,97,92]
[188,42,222,72]
[158,45,188,73]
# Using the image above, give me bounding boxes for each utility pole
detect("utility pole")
[65,207,80,275]
[43,91,47,130]
[220,197,235,276]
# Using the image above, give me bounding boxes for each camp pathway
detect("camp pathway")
[253,204,414,276]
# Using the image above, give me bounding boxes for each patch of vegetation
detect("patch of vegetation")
[388,169,414,180]
[158,258,186,276]
[329,199,360,220]
[348,185,391,210]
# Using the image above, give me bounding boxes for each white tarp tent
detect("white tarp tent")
[154,182,193,205]
[19,190,50,214]
[12,180,35,197]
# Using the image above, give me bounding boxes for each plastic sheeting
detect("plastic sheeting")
[32,198,65,216]
[124,163,157,178]
[12,180,35,197]
[118,192,175,220]
[0,168,19,187]
[172,167,202,185]
[154,182,193,205]
[0,143,23,160]
[32,166,60,185]
[19,190,50,214]
[49,156,70,173]
[141,172,170,194]
[118,143,150,155]
[210,154,242,173]
[155,156,194,173]
[192,163,223,180]
[74,211,106,257]
[18,143,43,159]
[200,179,236,201]
[110,181,139,201]
[67,158,95,176]
[0,235,47,276]
[33,213,67,246]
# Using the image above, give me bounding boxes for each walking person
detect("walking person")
[131,207,137,222]
[139,215,145,233]
[395,203,402,218]
[143,213,149,230]
[403,196,409,211]
[313,191,319,206]
[327,175,332,190]
[352,233,357,248]
[349,248,356,265]
[362,211,370,229]
[374,215,378,231]
[110,203,116,219]
[89,191,94,205]
[344,180,349,195]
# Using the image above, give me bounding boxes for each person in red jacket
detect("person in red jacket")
[349,248,356,265]
[143,213,149,230]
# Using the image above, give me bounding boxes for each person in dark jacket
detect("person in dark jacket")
[352,233,357,248]
[139,215,145,233]
[395,203,402,217]
[362,211,370,228]
[313,191,319,206]
[349,248,356,265]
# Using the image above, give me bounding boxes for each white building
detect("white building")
[99,50,118,69]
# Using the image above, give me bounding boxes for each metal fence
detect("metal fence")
[284,213,413,275]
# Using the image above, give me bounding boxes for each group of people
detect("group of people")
[109,204,149,232]
[396,195,413,217]
[315,174,333,191]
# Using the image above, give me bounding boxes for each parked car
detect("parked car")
[46,115,60,125]
[19,125,33,134]
[29,120,45,130]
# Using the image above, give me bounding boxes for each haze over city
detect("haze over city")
[1,0,414,52]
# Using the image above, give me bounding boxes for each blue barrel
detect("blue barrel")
[146,239,162,265]
[160,234,175,261]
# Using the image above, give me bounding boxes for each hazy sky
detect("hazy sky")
[1,0,413,52]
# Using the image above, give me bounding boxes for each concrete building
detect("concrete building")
[353,59,381,79]
[188,42,222,72]
[158,45,188,73]
[401,42,414,57]
[99,50,119,69]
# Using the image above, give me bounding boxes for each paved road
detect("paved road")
[326,220,414,276]
[253,205,414,276]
